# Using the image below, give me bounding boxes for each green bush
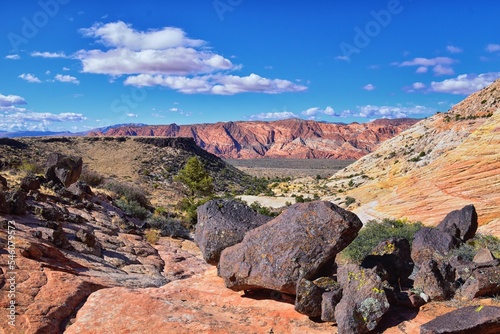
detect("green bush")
[341,218,424,263]
[19,161,43,175]
[345,196,356,206]
[80,167,104,187]
[449,233,500,261]
[104,180,150,208]
[177,196,212,228]
[146,215,190,239]
[249,201,279,217]
[115,198,151,220]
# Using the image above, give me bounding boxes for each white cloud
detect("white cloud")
[446,45,463,53]
[76,47,235,76]
[55,74,80,84]
[5,54,20,60]
[80,21,204,50]
[430,72,500,95]
[301,106,336,117]
[416,66,428,74]
[341,105,432,119]
[0,93,26,107]
[399,57,455,67]
[335,55,350,61]
[363,84,375,91]
[0,112,86,131]
[126,113,138,117]
[18,73,42,83]
[31,51,67,58]
[249,111,298,120]
[397,57,456,76]
[169,107,179,112]
[124,73,307,95]
[433,64,454,76]
[63,67,70,71]
[412,82,426,89]
[485,44,500,53]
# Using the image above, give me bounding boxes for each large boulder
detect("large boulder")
[334,264,390,334]
[45,153,83,188]
[437,204,478,242]
[413,260,456,301]
[361,237,413,286]
[195,199,272,265]
[411,228,462,266]
[420,305,500,334]
[7,189,27,215]
[218,201,362,294]
[321,284,343,322]
[458,266,500,299]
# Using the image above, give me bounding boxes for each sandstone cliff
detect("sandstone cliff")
[328,80,500,236]
[90,118,418,160]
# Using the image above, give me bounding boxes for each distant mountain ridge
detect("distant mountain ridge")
[89,118,419,159]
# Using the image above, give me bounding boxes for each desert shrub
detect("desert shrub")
[19,161,43,175]
[345,196,356,206]
[449,233,500,261]
[115,198,151,220]
[177,196,212,228]
[145,229,161,245]
[249,201,279,217]
[104,180,150,208]
[80,167,104,187]
[146,215,190,239]
[341,218,424,263]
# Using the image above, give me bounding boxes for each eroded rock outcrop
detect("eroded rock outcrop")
[45,153,83,188]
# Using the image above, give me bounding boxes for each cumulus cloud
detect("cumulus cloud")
[0,93,27,108]
[79,21,204,50]
[126,113,138,117]
[66,21,307,94]
[249,111,298,120]
[433,64,454,76]
[301,106,335,117]
[341,105,432,119]
[485,44,500,53]
[31,51,67,58]
[446,45,463,54]
[412,82,426,89]
[363,84,375,91]
[55,74,80,84]
[430,72,500,95]
[124,73,306,95]
[396,57,456,76]
[18,73,42,83]
[0,112,86,131]
[5,54,20,60]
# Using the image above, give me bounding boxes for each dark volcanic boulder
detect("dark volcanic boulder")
[0,174,7,188]
[437,204,478,242]
[361,238,413,286]
[335,264,390,334]
[195,199,272,265]
[20,175,41,192]
[45,153,83,188]
[411,228,462,266]
[420,306,500,334]
[321,284,343,322]
[413,260,456,301]
[218,201,362,294]
[67,181,93,200]
[459,266,500,299]
[294,278,323,318]
[0,191,9,214]
[7,190,27,215]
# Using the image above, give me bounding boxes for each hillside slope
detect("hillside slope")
[90,118,418,160]
[327,80,500,236]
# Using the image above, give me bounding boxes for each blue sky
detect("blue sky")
[1,0,500,132]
